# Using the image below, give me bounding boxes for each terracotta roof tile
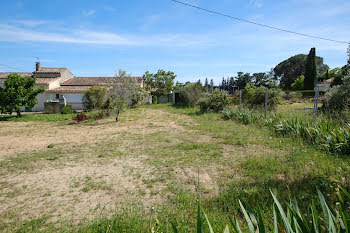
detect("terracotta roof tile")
[61,77,113,86]
[0,72,33,79]
[46,86,91,93]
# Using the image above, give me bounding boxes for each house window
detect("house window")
[56,94,59,99]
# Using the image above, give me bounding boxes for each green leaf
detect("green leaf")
[270,190,293,233]
[171,222,179,233]
[239,200,255,233]
[204,212,214,233]
[229,216,242,233]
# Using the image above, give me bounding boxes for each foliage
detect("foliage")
[110,69,142,105]
[274,54,328,89]
[223,107,350,155]
[73,113,89,123]
[282,91,303,102]
[330,65,350,87]
[152,95,158,104]
[0,73,45,116]
[242,84,281,110]
[144,69,176,98]
[103,95,126,112]
[82,86,107,111]
[179,82,204,107]
[172,187,350,233]
[291,75,304,91]
[325,74,350,112]
[130,87,147,106]
[61,105,73,114]
[198,89,230,112]
[304,47,317,90]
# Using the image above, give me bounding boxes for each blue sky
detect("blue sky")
[0,0,349,84]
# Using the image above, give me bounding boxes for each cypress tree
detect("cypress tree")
[204,78,209,92]
[304,47,317,90]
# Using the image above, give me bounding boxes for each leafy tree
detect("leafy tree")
[110,69,141,102]
[82,86,107,111]
[179,82,204,107]
[252,72,266,87]
[330,65,350,87]
[0,73,44,116]
[274,53,328,88]
[325,74,350,111]
[236,72,251,90]
[291,75,304,91]
[130,87,146,106]
[144,70,176,101]
[304,48,317,90]
[242,83,281,110]
[103,94,126,122]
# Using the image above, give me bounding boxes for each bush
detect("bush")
[179,82,204,106]
[61,105,73,114]
[152,95,158,104]
[73,113,89,123]
[242,84,281,110]
[291,75,304,90]
[282,91,303,101]
[82,86,107,111]
[325,74,350,112]
[198,89,230,112]
[131,87,147,106]
[103,95,126,112]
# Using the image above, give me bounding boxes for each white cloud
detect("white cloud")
[249,0,263,8]
[103,6,116,12]
[82,9,96,17]
[14,20,47,27]
[0,24,211,47]
[140,14,161,31]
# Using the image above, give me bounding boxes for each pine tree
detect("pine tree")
[347,44,350,65]
[204,78,209,92]
[210,79,214,92]
[221,77,225,90]
[304,47,317,90]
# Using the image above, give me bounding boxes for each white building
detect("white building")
[0,62,144,112]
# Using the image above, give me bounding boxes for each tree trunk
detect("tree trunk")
[115,108,120,122]
[16,110,21,117]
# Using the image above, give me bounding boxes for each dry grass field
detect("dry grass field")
[0,104,349,232]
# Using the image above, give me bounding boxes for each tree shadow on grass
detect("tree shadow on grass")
[204,174,349,217]
[0,115,19,121]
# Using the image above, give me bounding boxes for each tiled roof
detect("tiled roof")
[0,72,33,79]
[46,86,91,93]
[39,67,68,73]
[36,78,60,85]
[61,77,114,86]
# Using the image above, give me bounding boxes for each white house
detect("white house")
[0,62,144,112]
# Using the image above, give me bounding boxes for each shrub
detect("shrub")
[282,91,303,101]
[103,95,126,112]
[291,75,304,90]
[179,82,204,106]
[61,105,73,114]
[152,95,158,104]
[82,86,107,111]
[325,74,350,112]
[131,87,147,106]
[198,89,230,112]
[73,113,89,123]
[242,84,281,110]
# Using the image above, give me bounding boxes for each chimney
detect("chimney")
[35,62,41,71]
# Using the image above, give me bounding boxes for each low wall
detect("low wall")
[44,102,60,114]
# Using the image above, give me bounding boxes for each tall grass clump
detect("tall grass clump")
[173,187,350,233]
[223,107,350,155]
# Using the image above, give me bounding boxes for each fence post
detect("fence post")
[265,87,268,117]
[313,86,319,120]
[239,90,242,107]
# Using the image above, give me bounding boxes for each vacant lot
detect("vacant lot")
[1,104,349,232]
